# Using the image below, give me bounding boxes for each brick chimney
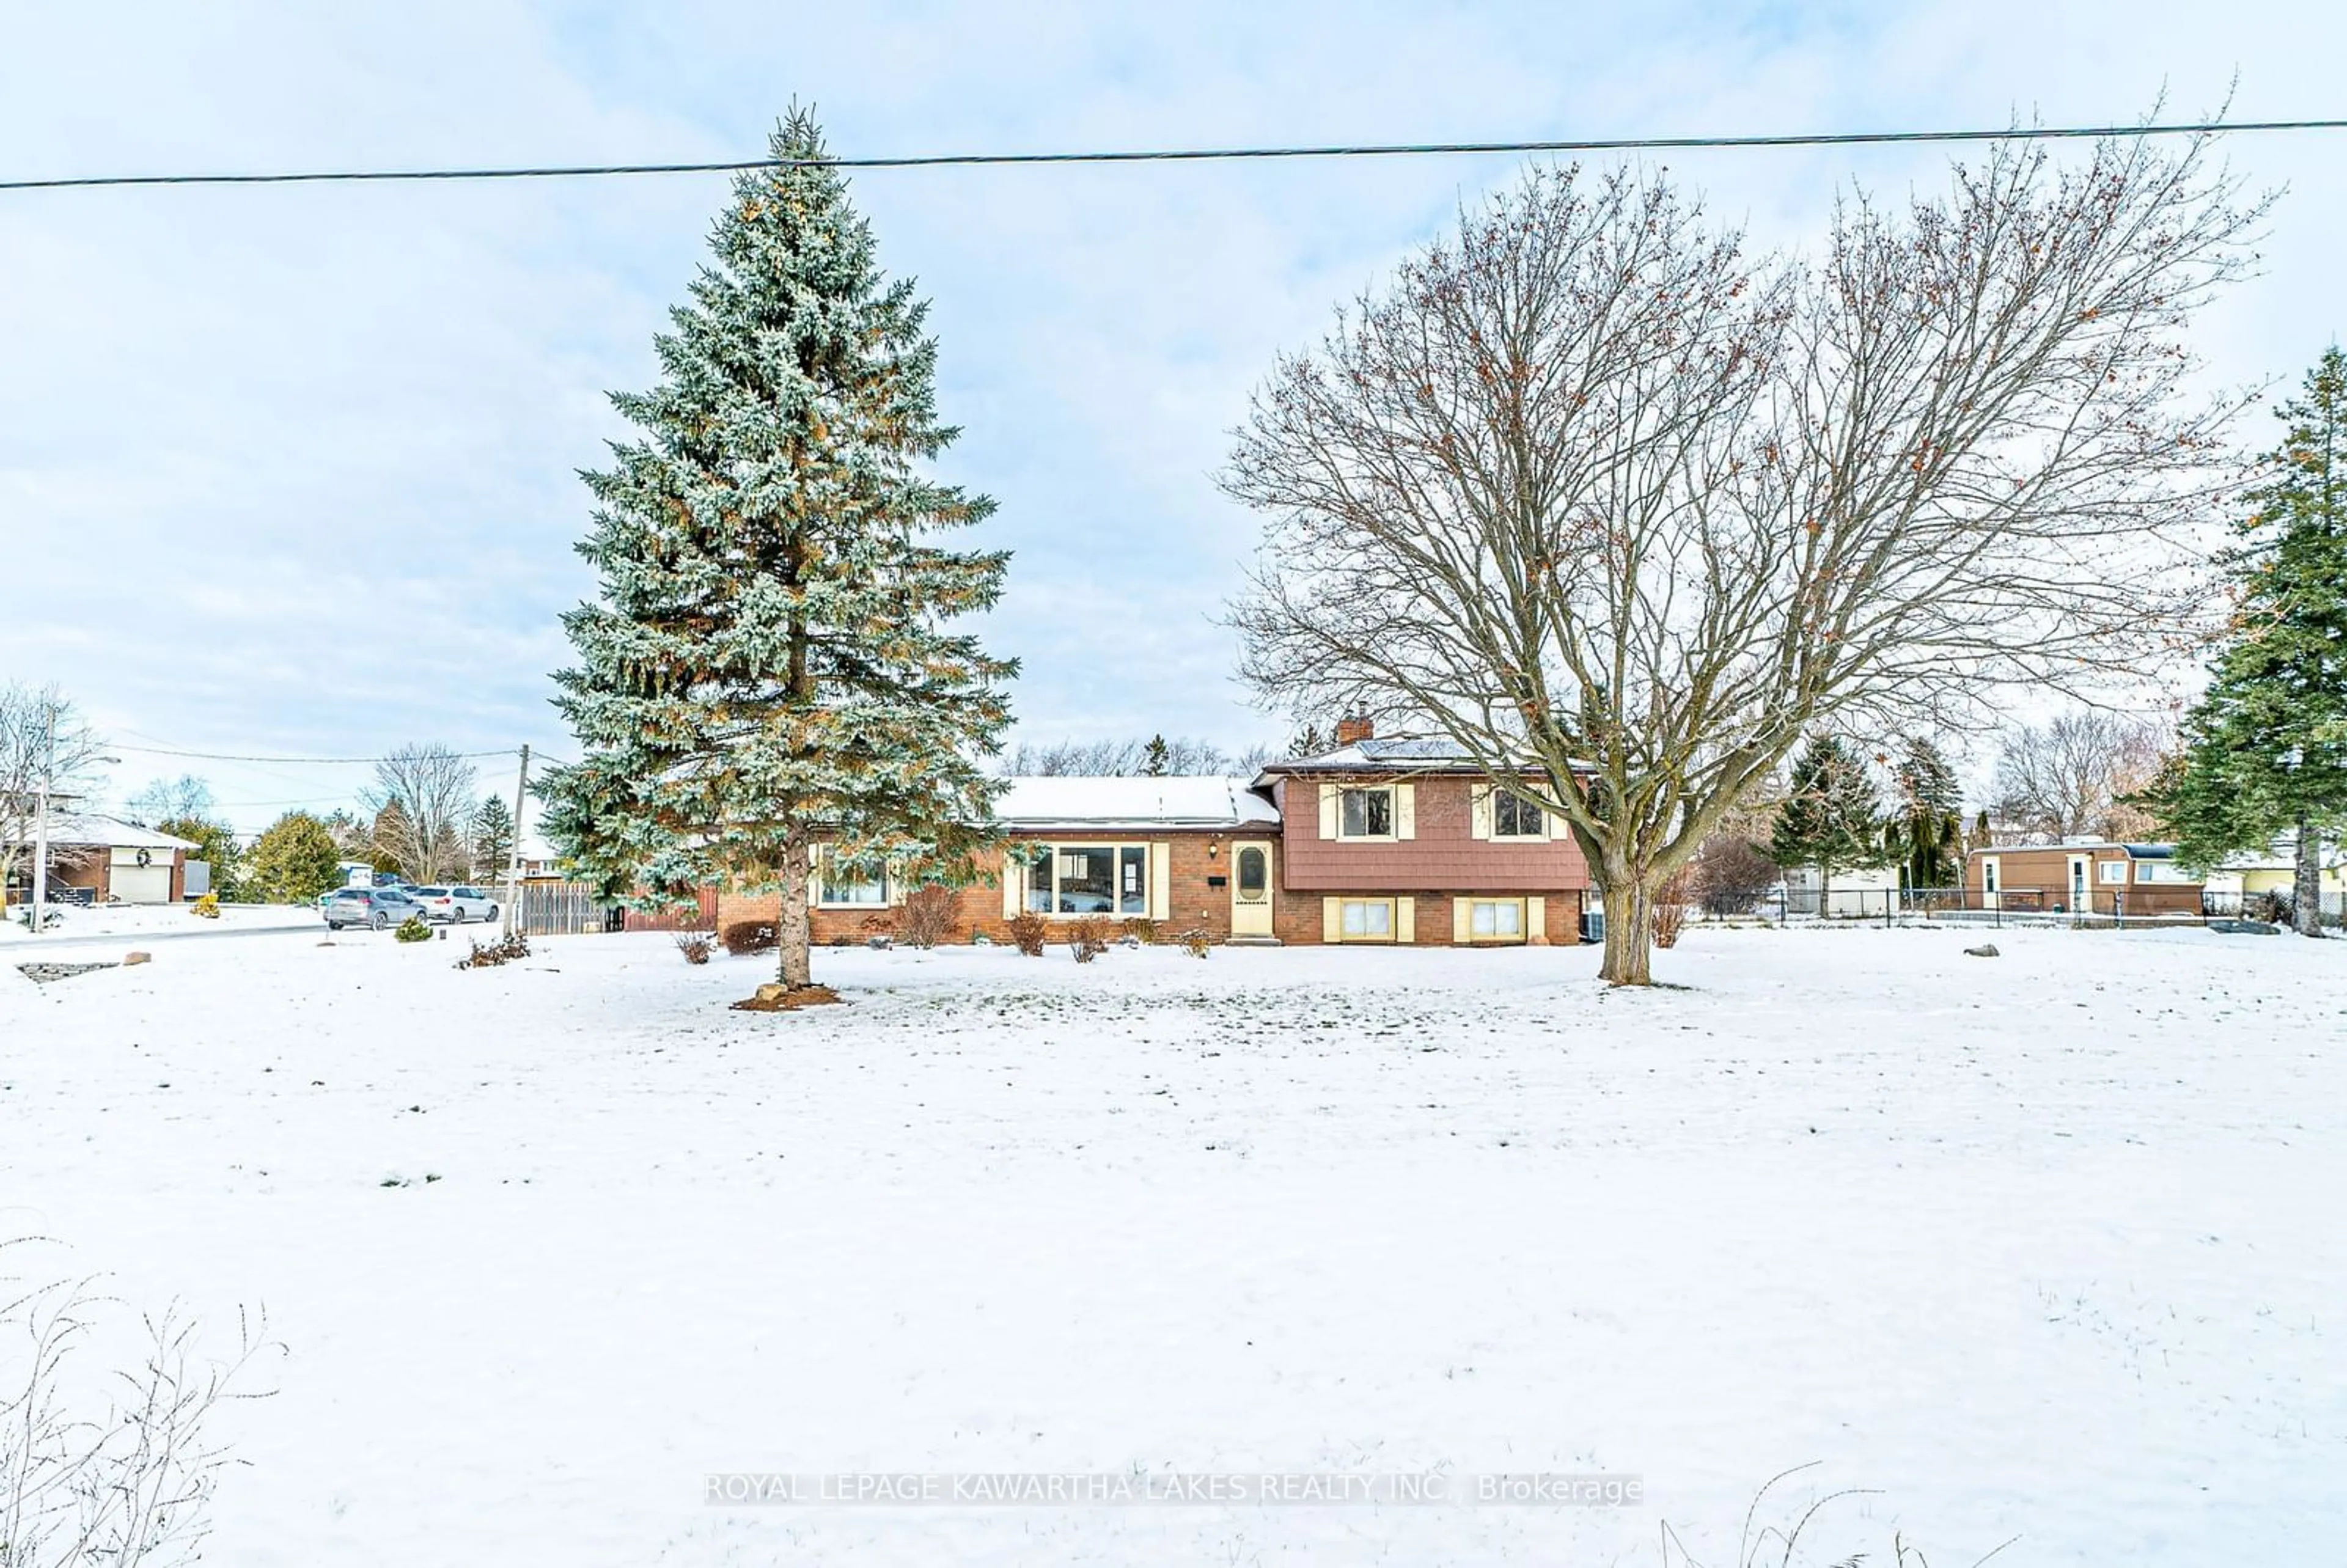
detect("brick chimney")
[1333,716,1375,746]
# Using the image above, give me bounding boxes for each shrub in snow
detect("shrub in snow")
[1651,865,1693,949]
[897,885,955,950]
[1005,910,1048,956]
[719,921,777,957]
[454,931,531,969]
[394,915,433,943]
[1066,915,1110,963]
[1178,927,1214,958]
[674,932,714,965]
[1119,917,1160,945]
[189,892,221,920]
[0,1242,280,1568]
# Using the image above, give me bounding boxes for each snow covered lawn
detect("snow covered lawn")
[2,925,2340,1564]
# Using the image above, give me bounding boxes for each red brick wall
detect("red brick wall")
[1271,888,1594,945]
[1276,774,1589,893]
[713,833,1251,945]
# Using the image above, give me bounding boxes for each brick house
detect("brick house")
[1964,840,2205,918]
[32,814,197,905]
[711,723,1594,947]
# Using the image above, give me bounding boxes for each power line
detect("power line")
[6,116,2343,193]
[112,742,521,764]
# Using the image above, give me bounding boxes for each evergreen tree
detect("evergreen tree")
[539,110,1015,991]
[1770,736,1886,914]
[1142,735,1171,777]
[246,811,342,904]
[2147,346,2347,935]
[471,792,515,882]
[1886,736,1965,889]
[156,815,243,902]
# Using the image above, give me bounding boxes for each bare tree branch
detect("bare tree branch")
[1223,130,2260,982]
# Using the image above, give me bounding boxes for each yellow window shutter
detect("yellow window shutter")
[885,859,907,907]
[1471,785,1491,840]
[1001,849,1023,918]
[1526,895,1545,942]
[1395,896,1416,943]
[1452,896,1471,943]
[1318,783,1339,839]
[1322,896,1341,943]
[809,848,827,904]
[1148,843,1171,920]
[1395,783,1416,840]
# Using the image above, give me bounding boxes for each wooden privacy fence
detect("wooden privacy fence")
[512,881,716,937]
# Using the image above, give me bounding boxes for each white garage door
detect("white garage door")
[110,865,174,904]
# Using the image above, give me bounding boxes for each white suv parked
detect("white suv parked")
[410,885,499,923]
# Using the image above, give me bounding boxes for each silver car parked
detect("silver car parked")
[322,885,433,931]
[410,885,499,923]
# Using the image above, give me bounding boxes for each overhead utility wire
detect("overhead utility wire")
[112,742,521,764]
[7,117,2345,192]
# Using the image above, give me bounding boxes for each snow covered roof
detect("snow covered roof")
[993,775,1280,831]
[1260,737,1480,774]
[42,813,200,851]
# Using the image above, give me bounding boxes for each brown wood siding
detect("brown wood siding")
[1277,775,1588,892]
[1966,847,2203,916]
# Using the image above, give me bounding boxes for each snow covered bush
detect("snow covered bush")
[1119,917,1159,945]
[1005,910,1048,956]
[719,921,777,957]
[1066,916,1110,962]
[1,1243,280,1568]
[1178,927,1214,958]
[393,915,432,943]
[674,933,714,965]
[454,931,531,969]
[188,892,220,920]
[897,886,955,950]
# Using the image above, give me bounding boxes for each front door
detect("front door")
[1230,840,1275,937]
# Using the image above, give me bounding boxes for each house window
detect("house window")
[817,848,888,907]
[2099,861,2128,885]
[1493,790,1545,839]
[1466,898,1525,941]
[1339,787,1394,839]
[1026,844,1151,916]
[1338,898,1395,940]
[2134,861,2187,884]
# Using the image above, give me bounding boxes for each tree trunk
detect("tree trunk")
[1817,863,1834,921]
[2294,813,2325,938]
[777,829,814,987]
[1598,874,1655,986]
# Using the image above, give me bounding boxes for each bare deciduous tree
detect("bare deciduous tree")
[362,744,480,883]
[1991,709,2172,843]
[0,684,109,907]
[999,736,1235,776]
[123,775,216,830]
[1224,133,2255,983]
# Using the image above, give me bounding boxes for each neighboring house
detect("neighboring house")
[32,814,197,905]
[1780,862,1901,918]
[2216,836,2346,916]
[711,721,1596,947]
[1964,840,2205,918]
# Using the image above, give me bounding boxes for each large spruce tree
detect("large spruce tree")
[1770,736,1886,915]
[2150,347,2347,936]
[540,111,1015,989]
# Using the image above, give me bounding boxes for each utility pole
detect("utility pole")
[500,744,530,938]
[28,703,52,934]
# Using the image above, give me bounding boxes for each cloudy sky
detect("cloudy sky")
[4,1,2343,832]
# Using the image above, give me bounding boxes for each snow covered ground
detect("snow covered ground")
[2,925,2340,1565]
[0,899,316,944]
